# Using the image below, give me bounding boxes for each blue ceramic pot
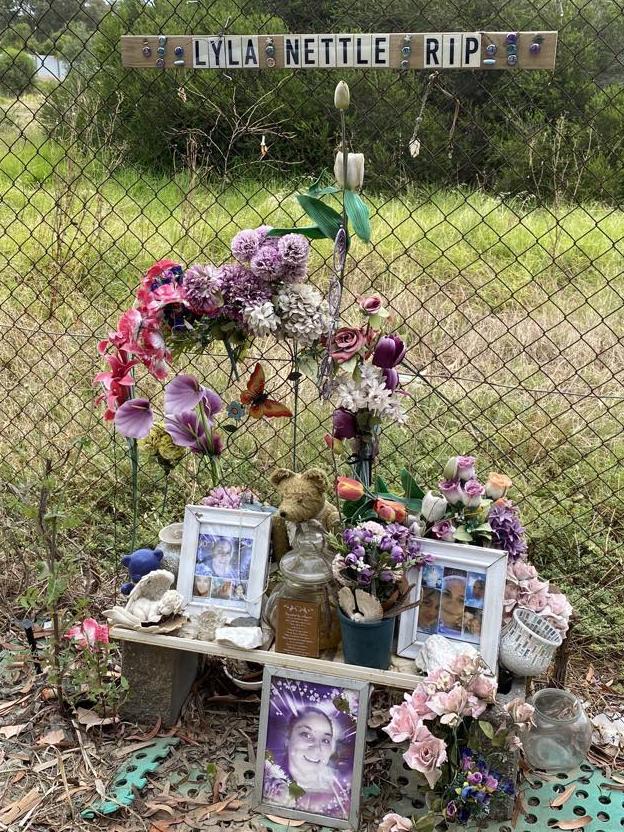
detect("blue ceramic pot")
[338,609,395,670]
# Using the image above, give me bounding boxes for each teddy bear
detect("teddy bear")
[120,547,164,595]
[269,468,341,561]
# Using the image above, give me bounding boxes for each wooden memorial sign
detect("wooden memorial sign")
[121,31,557,71]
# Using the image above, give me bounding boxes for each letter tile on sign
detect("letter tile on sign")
[353,34,372,66]
[335,34,354,67]
[284,35,300,67]
[301,35,317,66]
[442,33,462,68]
[371,34,389,66]
[424,33,442,67]
[208,37,226,69]
[463,33,481,67]
[317,34,336,67]
[194,37,209,68]
[225,36,242,68]
[242,36,259,67]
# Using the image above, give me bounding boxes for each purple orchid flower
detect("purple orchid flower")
[165,411,223,456]
[164,374,222,417]
[114,398,153,439]
[372,334,406,369]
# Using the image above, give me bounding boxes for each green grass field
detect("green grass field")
[1,99,623,662]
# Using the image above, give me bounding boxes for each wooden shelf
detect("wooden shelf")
[111,627,424,690]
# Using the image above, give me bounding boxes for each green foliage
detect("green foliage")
[0,47,34,96]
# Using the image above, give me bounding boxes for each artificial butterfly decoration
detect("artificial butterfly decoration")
[240,363,292,419]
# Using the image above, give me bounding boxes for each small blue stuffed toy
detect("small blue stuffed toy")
[120,547,164,595]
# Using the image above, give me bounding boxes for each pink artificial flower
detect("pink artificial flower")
[430,518,456,541]
[383,701,422,743]
[404,686,436,720]
[377,813,413,832]
[519,577,550,612]
[359,295,385,316]
[145,259,179,282]
[468,674,498,703]
[466,695,488,719]
[65,618,109,649]
[543,591,572,620]
[403,723,447,788]
[449,652,481,677]
[427,669,455,692]
[504,698,535,730]
[428,684,470,727]
[438,479,463,505]
[456,455,476,482]
[114,397,154,439]
[146,282,188,313]
[509,559,537,581]
[330,326,367,363]
[93,349,138,420]
[461,478,486,508]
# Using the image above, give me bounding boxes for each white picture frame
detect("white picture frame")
[397,539,508,672]
[254,666,370,830]
[177,504,272,620]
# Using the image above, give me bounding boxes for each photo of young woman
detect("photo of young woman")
[462,607,483,643]
[466,571,486,609]
[438,570,467,636]
[261,678,358,821]
[416,586,441,635]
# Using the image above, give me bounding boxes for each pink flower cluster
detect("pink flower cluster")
[65,617,109,649]
[383,653,497,788]
[504,558,573,634]
[201,485,259,509]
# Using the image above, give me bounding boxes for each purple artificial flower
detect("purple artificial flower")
[391,545,404,560]
[456,455,476,481]
[277,233,309,272]
[431,518,456,541]
[165,375,222,417]
[184,264,223,315]
[332,407,357,439]
[345,553,359,566]
[250,244,283,282]
[444,801,458,820]
[372,334,406,369]
[382,367,400,391]
[487,499,528,560]
[231,229,261,263]
[114,398,153,439]
[202,485,257,509]
[165,412,223,456]
[462,478,486,508]
[439,479,463,505]
[220,264,272,324]
[467,771,483,785]
[380,570,395,582]
[484,774,499,791]
[352,545,365,558]
[255,225,275,247]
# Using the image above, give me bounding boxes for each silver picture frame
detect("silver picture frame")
[254,666,370,830]
[397,538,508,672]
[177,504,271,620]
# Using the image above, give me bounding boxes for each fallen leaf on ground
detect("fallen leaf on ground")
[126,717,161,742]
[148,820,184,832]
[612,772,624,784]
[549,817,592,829]
[0,788,41,825]
[0,723,28,739]
[144,803,176,817]
[75,707,119,730]
[94,778,107,799]
[550,783,576,808]
[37,728,67,747]
[265,815,306,827]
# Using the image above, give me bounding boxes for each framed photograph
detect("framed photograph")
[397,539,508,671]
[254,666,370,830]
[177,505,271,620]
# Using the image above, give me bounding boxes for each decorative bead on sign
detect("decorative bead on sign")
[486,43,497,56]
[143,45,151,57]
[507,54,518,66]
[505,32,518,44]
[174,46,184,56]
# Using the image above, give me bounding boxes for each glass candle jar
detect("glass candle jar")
[264,526,341,651]
[522,688,592,771]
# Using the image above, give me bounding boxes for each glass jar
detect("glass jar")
[264,526,341,651]
[522,688,592,771]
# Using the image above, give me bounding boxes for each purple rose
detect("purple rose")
[485,774,499,791]
[352,545,365,558]
[391,545,404,560]
[332,407,357,439]
[456,455,476,482]
[372,334,406,369]
[468,771,483,785]
[358,295,384,315]
[438,479,463,505]
[431,519,456,541]
[444,801,458,820]
[461,478,486,508]
[380,570,395,582]
[345,553,358,566]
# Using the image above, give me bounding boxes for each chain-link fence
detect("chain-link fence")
[1,1,623,658]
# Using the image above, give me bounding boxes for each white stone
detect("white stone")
[414,634,478,673]
[215,626,264,650]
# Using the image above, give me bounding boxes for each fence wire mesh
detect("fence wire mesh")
[0,1,623,659]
